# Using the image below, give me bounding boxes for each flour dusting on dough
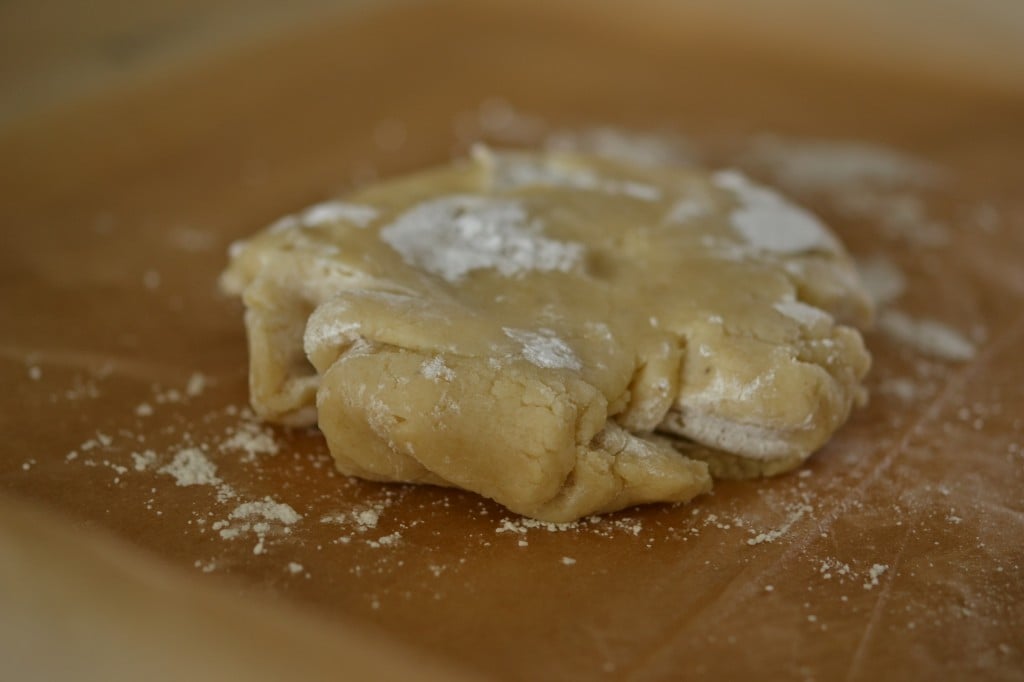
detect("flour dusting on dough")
[300,201,379,228]
[712,170,838,253]
[476,145,661,201]
[421,356,455,382]
[774,299,834,328]
[503,327,583,371]
[380,195,583,282]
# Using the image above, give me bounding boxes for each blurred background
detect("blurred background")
[3,0,1024,128]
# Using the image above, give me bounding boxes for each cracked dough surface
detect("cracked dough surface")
[221,148,872,521]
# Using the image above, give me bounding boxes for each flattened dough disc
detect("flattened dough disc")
[222,147,872,521]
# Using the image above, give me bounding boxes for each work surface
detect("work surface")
[2,2,1023,680]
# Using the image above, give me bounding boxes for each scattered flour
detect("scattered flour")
[216,497,302,556]
[818,557,853,580]
[321,504,388,535]
[220,420,279,460]
[878,310,976,361]
[496,518,578,534]
[159,448,220,487]
[746,503,813,545]
[61,376,100,401]
[366,532,402,549]
[228,498,301,524]
[864,563,889,590]
[27,366,42,381]
[157,447,235,501]
[494,515,643,538]
[379,194,583,282]
[131,450,158,472]
[193,559,217,573]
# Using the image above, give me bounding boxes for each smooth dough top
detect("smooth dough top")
[222,147,872,521]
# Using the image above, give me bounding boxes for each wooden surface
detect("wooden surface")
[2,1,1024,680]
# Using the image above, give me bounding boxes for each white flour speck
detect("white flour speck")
[747,503,812,545]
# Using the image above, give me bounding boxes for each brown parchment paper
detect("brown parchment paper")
[2,2,1023,680]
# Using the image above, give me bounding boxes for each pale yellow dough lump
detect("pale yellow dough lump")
[222,147,872,521]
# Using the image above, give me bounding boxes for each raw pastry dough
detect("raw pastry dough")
[222,147,872,521]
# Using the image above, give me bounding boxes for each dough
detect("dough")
[222,147,872,521]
